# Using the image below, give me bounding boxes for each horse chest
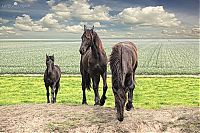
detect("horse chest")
[88,62,103,74]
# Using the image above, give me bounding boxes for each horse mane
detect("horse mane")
[110,44,123,89]
[93,31,105,54]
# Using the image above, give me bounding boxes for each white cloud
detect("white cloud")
[96,29,107,33]
[161,25,200,38]
[15,14,48,32]
[15,0,37,3]
[65,25,82,33]
[55,24,83,33]
[49,0,110,21]
[40,13,60,28]
[42,0,109,33]
[47,0,55,7]
[117,6,181,27]
[0,26,16,36]
[0,18,9,25]
[93,22,101,27]
[54,11,71,20]
[191,25,200,35]
[79,22,102,28]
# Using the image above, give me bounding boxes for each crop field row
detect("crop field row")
[0,39,199,74]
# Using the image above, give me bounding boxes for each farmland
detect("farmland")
[0,39,199,75]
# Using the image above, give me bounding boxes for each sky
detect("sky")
[0,0,199,39]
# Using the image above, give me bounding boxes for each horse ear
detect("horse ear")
[52,54,54,61]
[84,25,87,31]
[46,54,48,58]
[91,25,94,31]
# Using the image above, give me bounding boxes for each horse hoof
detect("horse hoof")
[94,102,100,106]
[100,98,105,106]
[126,103,133,111]
[82,101,88,105]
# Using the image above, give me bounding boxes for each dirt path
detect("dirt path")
[0,104,199,133]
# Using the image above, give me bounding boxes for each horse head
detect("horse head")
[46,54,54,74]
[113,86,127,121]
[79,25,95,55]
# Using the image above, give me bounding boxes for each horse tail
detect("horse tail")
[121,46,126,88]
[132,44,138,85]
[110,44,125,88]
[133,60,138,85]
[85,73,91,91]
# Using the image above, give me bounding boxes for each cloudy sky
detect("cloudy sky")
[0,0,199,39]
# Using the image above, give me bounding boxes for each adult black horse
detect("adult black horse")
[79,25,108,106]
[44,54,61,103]
[110,41,138,121]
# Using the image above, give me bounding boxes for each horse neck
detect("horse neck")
[91,43,99,59]
[47,65,54,75]
[91,35,104,60]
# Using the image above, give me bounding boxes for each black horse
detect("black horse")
[79,25,108,106]
[110,41,138,121]
[44,54,61,103]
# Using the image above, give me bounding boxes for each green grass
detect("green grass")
[0,76,199,109]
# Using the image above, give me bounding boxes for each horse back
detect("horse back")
[111,41,137,75]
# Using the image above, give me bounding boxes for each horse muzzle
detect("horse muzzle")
[117,112,124,121]
[79,48,85,55]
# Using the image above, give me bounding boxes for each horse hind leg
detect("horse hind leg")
[100,72,108,106]
[126,85,134,111]
[125,74,135,111]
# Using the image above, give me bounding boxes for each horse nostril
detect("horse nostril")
[79,49,83,54]
[79,48,85,55]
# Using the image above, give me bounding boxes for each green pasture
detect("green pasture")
[0,76,199,109]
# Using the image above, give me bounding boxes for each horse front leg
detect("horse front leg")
[45,84,50,103]
[55,81,60,103]
[92,75,100,105]
[81,74,87,104]
[51,84,56,103]
[100,71,108,106]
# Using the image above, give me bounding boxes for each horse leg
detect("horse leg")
[126,74,135,111]
[81,74,87,104]
[55,81,60,103]
[45,84,50,103]
[51,84,56,103]
[100,72,108,106]
[92,75,100,105]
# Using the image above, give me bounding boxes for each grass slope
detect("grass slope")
[0,76,199,109]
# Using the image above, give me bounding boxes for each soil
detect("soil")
[0,104,199,133]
